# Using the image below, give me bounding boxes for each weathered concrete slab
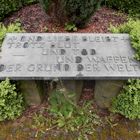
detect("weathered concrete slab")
[0,33,140,80]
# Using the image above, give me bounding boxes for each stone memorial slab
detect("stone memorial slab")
[0,33,140,80]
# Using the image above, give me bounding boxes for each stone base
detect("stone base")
[48,80,83,103]
[62,80,83,102]
[19,80,45,106]
[94,80,126,108]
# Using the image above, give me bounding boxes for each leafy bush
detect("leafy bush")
[0,0,22,21]
[0,0,38,21]
[111,79,140,120]
[0,21,24,47]
[64,0,101,27]
[48,89,101,138]
[110,19,140,60]
[104,0,140,18]
[39,0,101,27]
[0,79,25,121]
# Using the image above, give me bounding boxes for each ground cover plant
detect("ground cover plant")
[111,79,140,120]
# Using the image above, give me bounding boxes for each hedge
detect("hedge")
[0,0,38,21]
[104,0,140,17]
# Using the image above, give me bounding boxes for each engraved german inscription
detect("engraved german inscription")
[0,33,140,79]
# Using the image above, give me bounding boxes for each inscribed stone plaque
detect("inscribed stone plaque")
[0,33,140,80]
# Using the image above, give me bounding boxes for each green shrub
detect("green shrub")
[0,21,24,47]
[104,0,140,18]
[39,0,101,27]
[0,0,38,21]
[111,79,140,120]
[0,0,22,21]
[64,0,101,27]
[0,79,25,121]
[109,19,140,60]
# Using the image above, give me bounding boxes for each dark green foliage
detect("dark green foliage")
[0,0,38,21]
[39,0,101,27]
[105,0,140,18]
[0,0,22,21]
[64,0,101,27]
[111,79,140,120]
[0,79,25,121]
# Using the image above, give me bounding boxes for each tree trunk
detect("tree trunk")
[47,0,67,24]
